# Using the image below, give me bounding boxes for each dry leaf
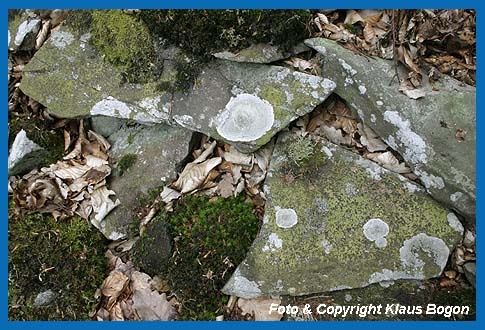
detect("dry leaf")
[223,146,253,166]
[218,173,234,198]
[358,123,388,152]
[101,271,129,310]
[174,157,222,194]
[238,297,283,321]
[366,151,410,174]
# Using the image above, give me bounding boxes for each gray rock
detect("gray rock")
[34,289,57,307]
[90,115,125,138]
[222,132,463,298]
[213,43,310,64]
[8,11,41,51]
[171,60,335,152]
[20,22,335,153]
[133,214,172,275]
[8,129,46,176]
[463,229,475,248]
[95,123,192,240]
[305,38,476,222]
[463,262,476,288]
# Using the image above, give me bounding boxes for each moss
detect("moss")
[137,10,314,90]
[8,201,108,320]
[118,153,137,176]
[162,195,259,320]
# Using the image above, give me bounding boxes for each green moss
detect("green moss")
[162,195,259,320]
[260,85,286,106]
[8,202,107,320]
[118,153,137,176]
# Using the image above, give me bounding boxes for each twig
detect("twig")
[389,10,401,86]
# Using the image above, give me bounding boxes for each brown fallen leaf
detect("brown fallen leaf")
[173,157,222,194]
[101,271,129,310]
[218,173,234,198]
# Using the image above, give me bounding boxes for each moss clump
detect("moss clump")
[88,10,158,83]
[118,153,137,176]
[163,195,259,320]
[8,201,107,320]
[286,136,316,166]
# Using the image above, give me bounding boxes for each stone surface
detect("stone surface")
[8,11,41,51]
[20,23,335,153]
[463,262,476,288]
[305,37,476,222]
[20,24,171,121]
[213,43,309,64]
[94,123,192,240]
[34,289,57,308]
[171,60,335,152]
[8,129,47,176]
[90,115,125,138]
[133,215,172,275]
[222,132,463,298]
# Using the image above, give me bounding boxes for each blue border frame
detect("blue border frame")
[3,0,481,329]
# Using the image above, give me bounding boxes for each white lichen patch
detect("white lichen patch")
[399,233,450,272]
[14,19,41,46]
[355,157,386,180]
[262,233,283,252]
[8,129,43,171]
[79,33,91,50]
[230,268,262,299]
[321,145,334,158]
[383,111,427,164]
[450,191,464,202]
[402,181,419,193]
[216,93,274,142]
[320,239,333,254]
[447,213,464,233]
[173,114,196,129]
[417,170,445,190]
[275,208,298,229]
[91,96,132,118]
[344,182,358,196]
[370,114,377,123]
[376,100,384,106]
[363,218,389,248]
[358,85,367,95]
[49,30,75,49]
[338,58,357,76]
[368,269,422,285]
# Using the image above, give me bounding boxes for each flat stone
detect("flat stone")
[90,115,125,138]
[8,129,47,176]
[93,123,192,240]
[20,24,171,121]
[172,60,335,152]
[305,37,476,222]
[34,289,57,308]
[463,262,476,288]
[222,132,463,298]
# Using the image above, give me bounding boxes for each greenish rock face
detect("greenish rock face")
[222,132,463,298]
[93,123,192,240]
[20,22,172,122]
[19,14,335,153]
[304,38,476,222]
[8,10,41,51]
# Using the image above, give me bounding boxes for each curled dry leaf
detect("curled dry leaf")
[358,123,388,152]
[223,146,253,166]
[366,151,410,174]
[101,271,129,310]
[160,186,181,204]
[173,157,222,194]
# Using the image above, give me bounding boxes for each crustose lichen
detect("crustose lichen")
[286,136,316,166]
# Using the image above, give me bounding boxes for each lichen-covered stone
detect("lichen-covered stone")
[305,37,476,222]
[223,132,463,298]
[172,60,336,152]
[20,21,335,153]
[95,122,192,240]
[20,22,172,121]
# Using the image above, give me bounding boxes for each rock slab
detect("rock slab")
[223,132,463,298]
[94,122,192,240]
[305,37,476,222]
